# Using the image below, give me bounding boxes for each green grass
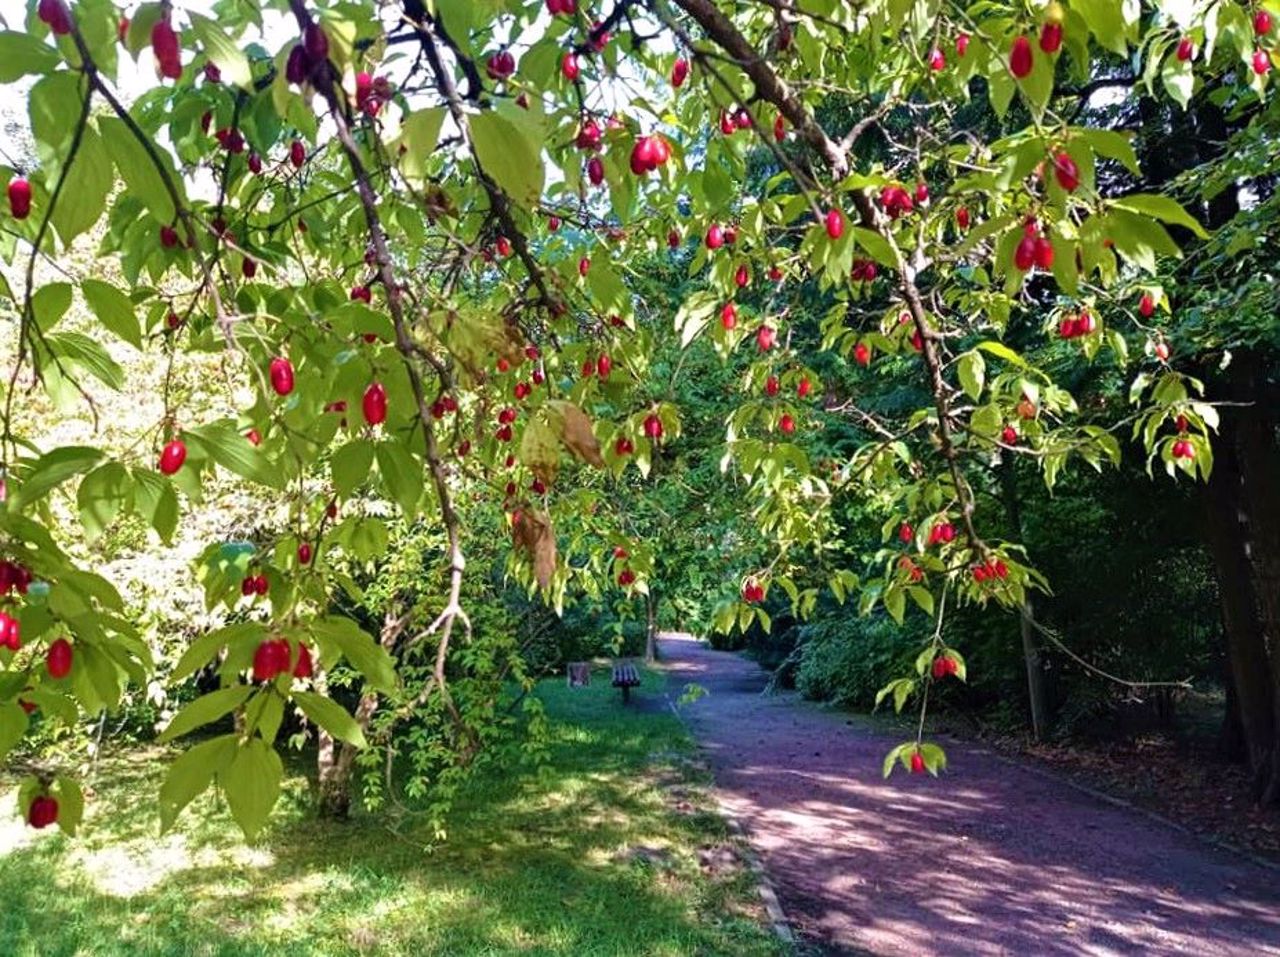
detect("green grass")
[0,668,786,956]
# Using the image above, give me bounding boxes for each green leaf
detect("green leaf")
[469,111,544,209]
[52,123,113,246]
[11,446,104,511]
[76,462,129,542]
[1078,129,1140,174]
[374,441,423,517]
[331,440,374,498]
[0,31,60,81]
[1111,193,1209,239]
[312,616,397,693]
[0,702,30,763]
[99,115,181,225]
[81,280,142,348]
[32,283,72,332]
[957,350,985,401]
[186,420,282,489]
[1074,0,1128,54]
[171,622,264,682]
[850,227,895,268]
[50,775,84,836]
[44,331,125,390]
[293,691,367,748]
[157,685,253,742]
[399,107,447,185]
[220,737,282,841]
[159,733,238,832]
[189,13,252,88]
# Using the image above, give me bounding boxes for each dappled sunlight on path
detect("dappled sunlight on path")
[659,633,1280,957]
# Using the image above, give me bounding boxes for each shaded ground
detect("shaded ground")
[0,666,781,957]
[659,633,1280,957]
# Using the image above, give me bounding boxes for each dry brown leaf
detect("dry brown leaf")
[550,401,604,468]
[512,508,557,588]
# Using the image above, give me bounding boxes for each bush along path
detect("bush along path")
[658,634,1280,957]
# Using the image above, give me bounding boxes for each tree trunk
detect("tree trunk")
[1229,355,1280,803]
[314,609,409,820]
[1204,353,1280,803]
[1019,599,1048,742]
[644,593,658,663]
[1000,461,1051,739]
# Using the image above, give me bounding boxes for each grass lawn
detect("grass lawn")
[0,666,786,956]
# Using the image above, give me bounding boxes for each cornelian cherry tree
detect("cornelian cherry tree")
[1,0,1275,836]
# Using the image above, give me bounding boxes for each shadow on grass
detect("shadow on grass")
[0,669,784,957]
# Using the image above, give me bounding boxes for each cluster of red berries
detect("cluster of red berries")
[927,521,956,546]
[430,394,460,418]
[355,72,392,116]
[286,23,330,87]
[704,223,738,250]
[630,135,672,176]
[1015,221,1055,271]
[240,574,269,597]
[971,558,1009,583]
[252,639,313,682]
[880,184,915,219]
[719,108,754,135]
[0,560,33,596]
[582,354,613,379]
[898,556,924,582]
[851,258,878,283]
[1172,415,1196,460]
[0,607,21,650]
[1058,311,1097,339]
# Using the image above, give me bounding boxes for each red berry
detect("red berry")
[643,414,663,439]
[1253,49,1271,74]
[7,178,31,220]
[774,114,786,142]
[735,264,750,288]
[764,375,780,397]
[910,751,925,774]
[1034,236,1055,270]
[290,140,306,169]
[1040,21,1063,54]
[1052,152,1080,192]
[1154,341,1170,361]
[46,638,73,679]
[242,257,257,279]
[1139,293,1155,317]
[38,0,73,34]
[797,377,812,398]
[756,325,776,352]
[1010,35,1033,78]
[27,795,59,829]
[854,342,871,366]
[824,208,845,240]
[1176,36,1195,61]
[297,542,313,565]
[779,414,796,435]
[160,225,180,248]
[293,643,314,678]
[615,436,634,456]
[1014,235,1037,271]
[362,382,388,425]
[158,439,187,475]
[927,47,946,71]
[956,33,971,56]
[1255,10,1273,35]
[269,357,295,396]
[1002,424,1018,444]
[252,639,289,681]
[486,50,516,80]
[578,256,590,276]
[955,206,970,230]
[720,302,737,330]
[705,224,724,250]
[672,57,689,87]
[561,53,580,81]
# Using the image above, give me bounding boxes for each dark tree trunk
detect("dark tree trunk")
[1203,353,1280,803]
[1000,462,1050,739]
[1219,663,1246,762]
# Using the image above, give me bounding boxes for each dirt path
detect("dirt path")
[657,633,1280,957]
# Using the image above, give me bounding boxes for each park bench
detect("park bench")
[611,660,641,703]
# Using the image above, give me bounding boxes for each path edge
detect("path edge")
[656,662,796,948]
[939,732,1280,876]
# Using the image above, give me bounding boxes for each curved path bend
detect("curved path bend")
[657,633,1280,957]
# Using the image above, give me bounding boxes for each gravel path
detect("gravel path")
[657,633,1280,956]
